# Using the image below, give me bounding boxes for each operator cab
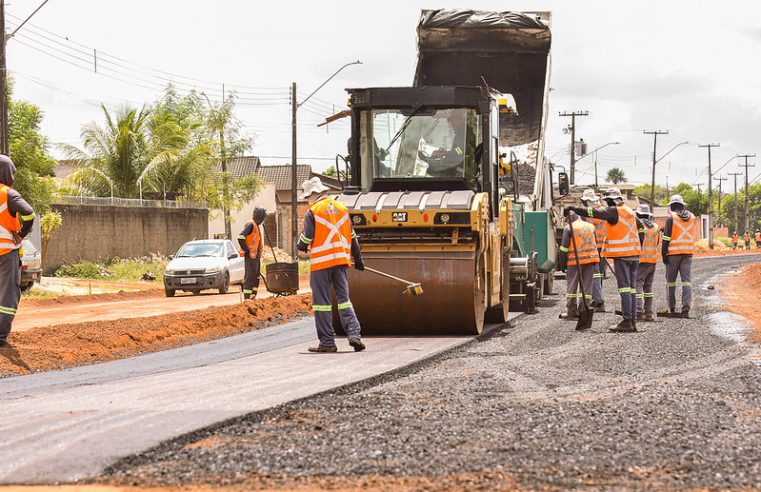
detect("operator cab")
[347,86,514,209]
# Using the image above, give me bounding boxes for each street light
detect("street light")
[290,60,362,259]
[575,141,620,189]
[650,140,689,204]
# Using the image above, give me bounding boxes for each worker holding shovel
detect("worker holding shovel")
[558,211,596,329]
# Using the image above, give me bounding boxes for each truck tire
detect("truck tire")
[219,272,230,294]
[165,289,175,297]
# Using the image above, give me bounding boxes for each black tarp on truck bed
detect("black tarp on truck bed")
[414,10,551,147]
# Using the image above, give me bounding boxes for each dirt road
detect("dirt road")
[16,280,310,332]
[102,255,761,491]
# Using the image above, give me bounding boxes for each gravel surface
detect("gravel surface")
[101,255,761,490]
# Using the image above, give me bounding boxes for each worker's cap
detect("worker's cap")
[667,194,686,206]
[635,204,653,217]
[253,205,267,224]
[603,187,624,201]
[299,176,329,200]
[580,188,600,203]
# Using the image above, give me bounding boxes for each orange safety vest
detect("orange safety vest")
[602,205,641,258]
[756,232,761,242]
[744,233,751,242]
[308,197,353,271]
[639,222,661,264]
[667,212,697,255]
[583,215,607,246]
[239,220,263,259]
[565,220,598,266]
[0,185,21,257]
[732,234,739,244]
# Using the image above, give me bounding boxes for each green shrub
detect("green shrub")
[54,260,102,279]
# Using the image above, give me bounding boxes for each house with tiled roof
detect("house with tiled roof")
[209,159,340,252]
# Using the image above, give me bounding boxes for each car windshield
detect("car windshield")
[360,107,481,181]
[176,242,224,258]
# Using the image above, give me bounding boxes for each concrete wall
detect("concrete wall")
[209,182,277,240]
[45,204,208,273]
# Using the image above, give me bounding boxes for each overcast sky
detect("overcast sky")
[7,0,761,188]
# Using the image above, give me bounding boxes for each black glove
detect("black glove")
[563,206,574,216]
[297,241,308,253]
[354,256,365,271]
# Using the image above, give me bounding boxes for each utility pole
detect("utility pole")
[644,130,669,205]
[0,0,8,155]
[729,171,743,233]
[290,82,298,260]
[738,154,756,232]
[713,175,727,228]
[698,143,720,248]
[559,110,589,185]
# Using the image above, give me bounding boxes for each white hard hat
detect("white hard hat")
[667,194,686,206]
[299,176,329,200]
[604,187,623,201]
[635,204,652,217]
[580,189,600,203]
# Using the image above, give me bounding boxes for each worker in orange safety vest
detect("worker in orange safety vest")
[558,211,597,325]
[662,194,697,318]
[297,177,365,353]
[237,206,266,300]
[635,204,661,322]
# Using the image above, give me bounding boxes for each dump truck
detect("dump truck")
[333,10,557,335]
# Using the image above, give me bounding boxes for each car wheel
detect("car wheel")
[191,290,201,296]
[219,272,230,294]
[20,282,33,292]
[165,289,175,297]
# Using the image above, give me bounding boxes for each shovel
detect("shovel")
[364,266,424,296]
[567,212,593,330]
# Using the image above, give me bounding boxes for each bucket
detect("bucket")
[265,262,299,296]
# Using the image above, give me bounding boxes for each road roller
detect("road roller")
[329,10,558,335]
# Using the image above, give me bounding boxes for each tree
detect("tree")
[634,183,669,205]
[40,211,62,266]
[8,84,56,213]
[606,167,627,184]
[63,104,151,198]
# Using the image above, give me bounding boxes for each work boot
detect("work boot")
[559,310,579,320]
[0,340,8,348]
[609,320,637,333]
[636,313,645,321]
[308,344,338,353]
[348,336,366,352]
[594,303,607,313]
[643,313,655,322]
[680,308,690,319]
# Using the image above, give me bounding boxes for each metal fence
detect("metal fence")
[52,195,207,209]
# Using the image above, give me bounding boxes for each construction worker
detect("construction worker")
[580,188,606,312]
[731,232,739,250]
[237,206,266,300]
[567,187,644,333]
[0,155,35,348]
[297,177,365,353]
[635,204,660,322]
[558,211,597,323]
[744,230,751,250]
[755,230,761,248]
[662,194,697,318]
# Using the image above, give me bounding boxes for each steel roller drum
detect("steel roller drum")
[344,251,485,336]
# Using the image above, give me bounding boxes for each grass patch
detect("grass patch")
[54,256,169,282]
[21,288,60,301]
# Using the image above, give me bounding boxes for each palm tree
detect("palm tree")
[606,167,627,184]
[63,104,151,198]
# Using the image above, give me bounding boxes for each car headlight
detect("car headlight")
[165,269,176,275]
[205,266,221,274]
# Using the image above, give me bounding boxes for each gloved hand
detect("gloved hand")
[354,256,365,271]
[12,231,22,246]
[297,241,308,253]
[563,206,574,217]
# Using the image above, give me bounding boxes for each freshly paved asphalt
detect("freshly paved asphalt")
[0,319,473,484]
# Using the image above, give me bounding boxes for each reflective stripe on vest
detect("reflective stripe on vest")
[309,198,352,271]
[239,220,262,258]
[568,220,598,266]
[589,214,607,244]
[602,205,641,258]
[640,223,661,264]
[667,212,697,255]
[0,185,21,256]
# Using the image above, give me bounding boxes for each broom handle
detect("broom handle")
[364,266,414,285]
